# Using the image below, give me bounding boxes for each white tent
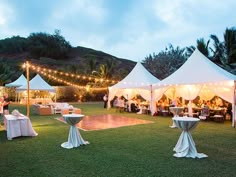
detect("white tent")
[108,62,160,112]
[5,74,27,87]
[16,74,55,92]
[152,49,236,126]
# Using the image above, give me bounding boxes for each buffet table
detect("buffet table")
[61,114,89,149]
[172,117,207,158]
[4,114,38,140]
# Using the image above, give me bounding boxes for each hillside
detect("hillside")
[0,46,136,86]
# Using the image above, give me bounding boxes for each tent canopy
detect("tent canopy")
[5,74,27,87]
[16,74,55,92]
[110,62,160,90]
[151,49,236,126]
[153,48,236,87]
[108,62,160,109]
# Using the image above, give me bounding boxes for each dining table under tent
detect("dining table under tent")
[5,74,27,102]
[151,48,236,127]
[16,74,55,105]
[108,62,160,113]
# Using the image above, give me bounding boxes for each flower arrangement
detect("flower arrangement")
[12,109,21,117]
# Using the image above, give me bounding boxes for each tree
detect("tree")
[210,27,236,65]
[0,36,29,54]
[142,44,187,79]
[209,34,225,65]
[0,62,15,86]
[28,30,71,59]
[224,27,236,64]
[196,38,210,57]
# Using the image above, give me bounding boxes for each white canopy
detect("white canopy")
[5,74,27,87]
[110,62,160,89]
[16,74,55,92]
[108,62,160,110]
[152,49,236,126]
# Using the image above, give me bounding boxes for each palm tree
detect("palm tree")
[209,34,225,65]
[196,38,210,57]
[210,27,236,65]
[224,27,236,64]
[88,57,97,74]
[185,46,195,57]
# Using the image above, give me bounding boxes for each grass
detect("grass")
[0,102,236,177]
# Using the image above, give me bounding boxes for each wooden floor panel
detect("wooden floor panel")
[56,114,153,131]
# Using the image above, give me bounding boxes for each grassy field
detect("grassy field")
[0,102,235,177]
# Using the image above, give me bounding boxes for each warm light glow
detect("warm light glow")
[22,63,26,68]
[25,63,120,90]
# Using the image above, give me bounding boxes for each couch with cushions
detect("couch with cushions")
[33,104,53,115]
[49,102,75,114]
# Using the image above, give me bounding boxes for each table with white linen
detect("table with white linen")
[4,114,38,140]
[169,107,184,128]
[172,117,208,158]
[61,114,89,149]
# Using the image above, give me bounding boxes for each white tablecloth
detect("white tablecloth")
[169,107,184,128]
[172,117,207,158]
[4,114,38,140]
[61,114,89,149]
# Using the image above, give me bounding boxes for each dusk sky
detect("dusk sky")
[0,0,235,61]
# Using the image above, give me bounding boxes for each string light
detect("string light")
[29,65,108,91]
[28,63,119,83]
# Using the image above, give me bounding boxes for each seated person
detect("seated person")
[130,103,140,113]
[199,106,210,120]
[118,97,125,112]
[225,102,232,120]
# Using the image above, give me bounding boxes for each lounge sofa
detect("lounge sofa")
[33,104,53,115]
[49,102,75,114]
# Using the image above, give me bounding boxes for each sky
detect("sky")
[0,0,235,62]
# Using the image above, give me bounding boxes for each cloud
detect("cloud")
[0,2,13,27]
[0,0,235,62]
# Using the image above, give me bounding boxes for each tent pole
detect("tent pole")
[232,82,235,128]
[150,85,153,115]
[26,61,30,118]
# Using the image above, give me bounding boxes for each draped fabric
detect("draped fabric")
[151,87,170,114]
[173,117,208,158]
[198,85,215,101]
[206,81,235,103]
[61,114,89,149]
[175,85,202,101]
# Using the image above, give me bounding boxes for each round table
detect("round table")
[172,117,207,158]
[169,107,184,128]
[61,114,89,149]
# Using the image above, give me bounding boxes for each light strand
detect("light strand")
[29,63,118,83]
[31,68,107,91]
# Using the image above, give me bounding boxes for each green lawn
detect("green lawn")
[0,102,235,177]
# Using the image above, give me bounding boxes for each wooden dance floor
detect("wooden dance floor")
[56,114,153,131]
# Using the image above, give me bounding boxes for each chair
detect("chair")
[73,108,82,114]
[61,109,69,115]
[199,107,210,121]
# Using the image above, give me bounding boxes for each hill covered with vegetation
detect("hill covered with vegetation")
[0,30,135,87]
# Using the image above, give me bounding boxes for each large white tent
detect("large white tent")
[151,49,236,126]
[108,62,160,112]
[5,74,27,87]
[16,74,55,92]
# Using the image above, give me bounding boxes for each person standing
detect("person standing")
[3,93,10,115]
[0,96,4,126]
[103,94,108,108]
[0,96,3,115]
